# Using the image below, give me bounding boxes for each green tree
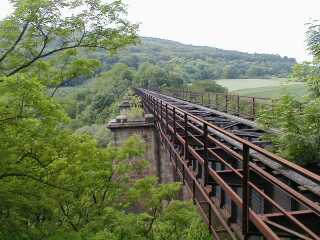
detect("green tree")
[135,63,169,88]
[247,65,264,78]
[258,19,320,166]
[222,65,231,79]
[290,62,320,97]
[87,63,136,123]
[0,0,138,77]
[190,79,227,93]
[0,1,210,239]
[258,96,320,165]
[290,62,314,82]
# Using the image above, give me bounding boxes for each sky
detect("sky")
[1,0,319,62]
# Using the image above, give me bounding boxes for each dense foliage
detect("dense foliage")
[187,79,228,93]
[0,1,211,239]
[61,37,296,87]
[55,63,175,127]
[100,37,295,82]
[258,20,320,166]
[57,62,228,129]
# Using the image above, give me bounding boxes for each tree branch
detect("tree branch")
[60,204,79,232]
[145,207,158,235]
[50,77,73,97]
[0,172,74,192]
[0,112,27,126]
[102,173,114,202]
[0,22,29,64]
[92,192,97,204]
[7,43,105,77]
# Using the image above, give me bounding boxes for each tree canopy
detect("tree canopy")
[0,0,138,77]
[47,37,297,87]
[104,37,296,81]
[0,1,211,239]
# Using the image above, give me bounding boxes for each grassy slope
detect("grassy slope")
[233,84,307,100]
[215,78,307,100]
[216,78,290,91]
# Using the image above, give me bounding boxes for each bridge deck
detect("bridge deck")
[137,88,320,240]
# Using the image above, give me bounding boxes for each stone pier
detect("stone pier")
[107,112,176,185]
[107,101,191,199]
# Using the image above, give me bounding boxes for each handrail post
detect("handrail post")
[215,94,218,110]
[173,107,177,145]
[165,104,168,134]
[155,99,158,120]
[237,95,240,116]
[203,122,208,185]
[160,100,163,125]
[225,94,228,112]
[184,113,189,163]
[242,144,250,240]
[252,97,256,119]
[152,97,156,119]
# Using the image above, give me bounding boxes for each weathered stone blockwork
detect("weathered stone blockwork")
[107,115,174,184]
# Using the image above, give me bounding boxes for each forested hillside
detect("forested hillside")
[67,37,296,86]
[122,37,296,79]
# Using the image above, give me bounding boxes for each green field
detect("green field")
[215,78,307,100]
[233,84,307,100]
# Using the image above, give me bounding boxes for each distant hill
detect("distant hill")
[78,37,296,85]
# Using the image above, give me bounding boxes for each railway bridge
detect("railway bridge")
[133,88,320,240]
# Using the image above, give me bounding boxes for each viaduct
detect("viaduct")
[107,88,320,240]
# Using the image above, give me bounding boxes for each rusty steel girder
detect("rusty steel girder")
[136,88,320,240]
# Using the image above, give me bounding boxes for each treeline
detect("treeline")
[63,37,296,87]
[89,37,295,83]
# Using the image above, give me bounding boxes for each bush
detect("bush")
[258,96,320,165]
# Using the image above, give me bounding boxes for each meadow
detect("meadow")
[215,78,307,100]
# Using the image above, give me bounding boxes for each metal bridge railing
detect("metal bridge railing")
[154,88,275,120]
[138,88,320,240]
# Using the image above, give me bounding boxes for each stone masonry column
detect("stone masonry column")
[107,112,174,184]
